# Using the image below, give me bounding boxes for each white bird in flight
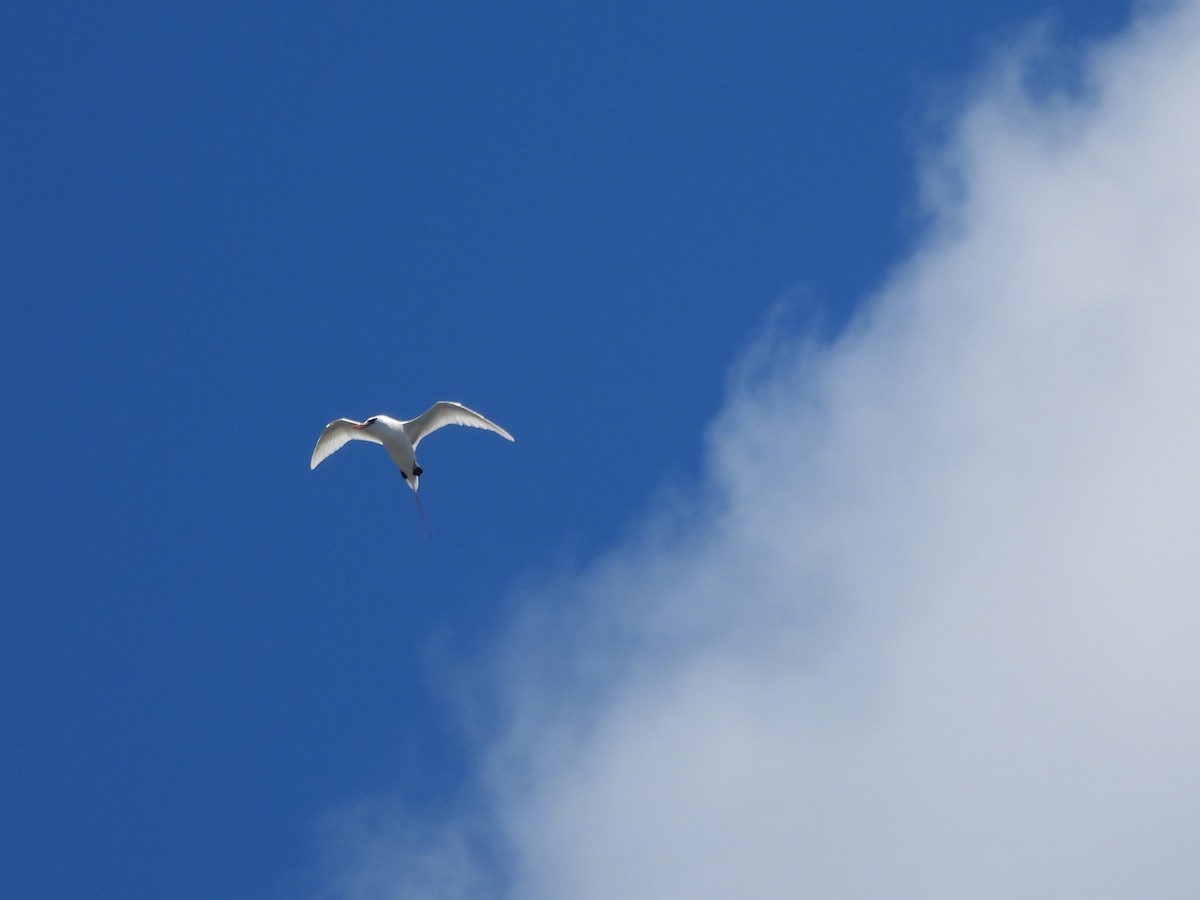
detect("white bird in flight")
[310,401,514,493]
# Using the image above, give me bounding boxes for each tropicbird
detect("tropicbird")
[310,401,514,493]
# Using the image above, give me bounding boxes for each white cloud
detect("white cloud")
[314,2,1200,896]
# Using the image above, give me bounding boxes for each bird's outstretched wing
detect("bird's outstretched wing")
[405,401,515,448]
[310,418,383,469]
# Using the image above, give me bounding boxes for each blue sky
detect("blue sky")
[10,1,1196,898]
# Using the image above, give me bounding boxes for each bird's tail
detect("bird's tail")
[412,488,432,536]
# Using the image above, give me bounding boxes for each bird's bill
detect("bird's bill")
[352,421,369,429]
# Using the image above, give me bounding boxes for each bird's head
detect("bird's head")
[353,416,380,431]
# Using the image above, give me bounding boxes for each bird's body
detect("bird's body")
[310,401,514,492]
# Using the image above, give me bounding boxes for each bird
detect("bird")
[310,400,514,493]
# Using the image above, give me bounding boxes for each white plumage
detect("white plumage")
[310,401,514,492]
